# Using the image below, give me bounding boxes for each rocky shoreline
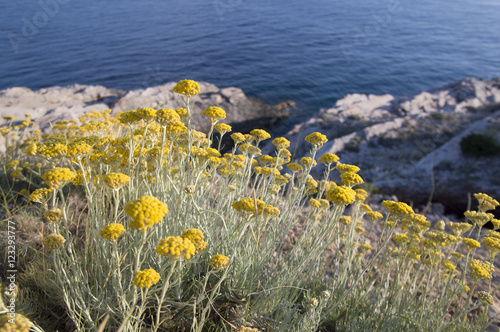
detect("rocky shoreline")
[262,77,500,215]
[1,77,499,214]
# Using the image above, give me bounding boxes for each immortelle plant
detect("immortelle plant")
[1,80,499,331]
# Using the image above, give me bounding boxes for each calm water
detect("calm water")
[1,0,500,117]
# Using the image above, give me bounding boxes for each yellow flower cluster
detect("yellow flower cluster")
[336,163,360,174]
[382,200,414,216]
[305,132,328,149]
[181,228,207,254]
[30,188,53,203]
[318,153,339,165]
[463,238,481,252]
[236,327,260,332]
[43,234,66,250]
[173,79,200,97]
[365,211,383,222]
[287,162,303,173]
[250,129,271,142]
[133,268,161,289]
[42,167,76,189]
[66,141,93,157]
[442,260,456,271]
[156,108,180,125]
[326,186,356,205]
[202,106,226,123]
[5,160,19,169]
[474,193,499,212]
[447,222,472,237]
[103,172,131,189]
[272,137,290,151]
[478,291,494,305]
[340,171,364,186]
[483,236,500,257]
[124,196,169,231]
[156,236,196,260]
[469,259,492,279]
[209,254,230,270]
[136,107,157,122]
[300,157,317,168]
[43,209,62,223]
[36,142,68,159]
[0,313,32,332]
[214,123,232,135]
[464,210,494,228]
[100,223,126,240]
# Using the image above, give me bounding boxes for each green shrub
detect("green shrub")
[460,133,498,156]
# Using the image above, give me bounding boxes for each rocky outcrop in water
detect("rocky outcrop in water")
[262,77,500,214]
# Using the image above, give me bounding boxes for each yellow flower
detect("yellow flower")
[30,188,53,203]
[393,233,409,244]
[469,259,492,279]
[464,210,494,228]
[175,107,188,119]
[287,162,303,173]
[250,129,271,142]
[355,226,365,234]
[478,291,494,306]
[103,172,131,190]
[463,238,481,252]
[340,171,364,186]
[448,222,472,237]
[66,141,93,157]
[304,132,328,149]
[133,268,160,289]
[366,211,383,222]
[355,189,368,201]
[236,327,260,332]
[25,142,37,155]
[209,254,230,270]
[135,107,157,122]
[326,186,357,205]
[483,236,500,258]
[42,167,76,189]
[232,197,266,216]
[214,123,232,135]
[156,236,196,260]
[2,115,15,122]
[156,108,180,125]
[474,193,499,212]
[5,160,19,170]
[336,163,360,174]
[43,209,62,223]
[0,313,32,332]
[202,106,226,123]
[173,79,200,97]
[231,132,246,144]
[339,216,352,225]
[181,228,207,254]
[117,110,142,125]
[43,234,65,250]
[272,137,290,151]
[318,153,339,165]
[309,198,321,209]
[382,200,414,216]
[300,157,317,168]
[442,260,456,271]
[124,196,169,231]
[37,142,67,159]
[99,223,126,240]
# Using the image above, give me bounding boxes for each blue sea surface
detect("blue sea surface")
[1,0,500,117]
